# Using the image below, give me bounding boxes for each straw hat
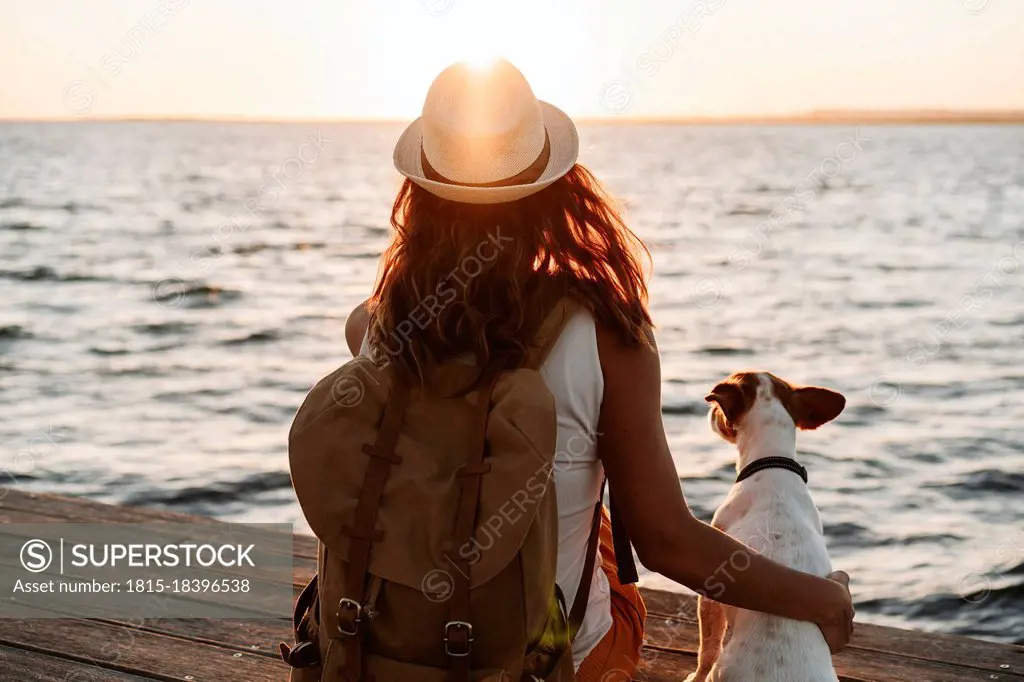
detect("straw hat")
[393,59,579,205]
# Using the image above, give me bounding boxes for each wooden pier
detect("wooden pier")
[0,489,1020,681]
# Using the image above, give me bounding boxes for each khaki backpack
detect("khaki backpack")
[283,299,601,682]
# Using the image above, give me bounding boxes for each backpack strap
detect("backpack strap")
[567,480,638,641]
[338,379,411,682]
[525,298,580,370]
[446,372,501,682]
[445,297,585,680]
[610,492,639,584]
[569,485,604,638]
[279,575,321,669]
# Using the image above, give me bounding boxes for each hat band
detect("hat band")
[420,132,551,188]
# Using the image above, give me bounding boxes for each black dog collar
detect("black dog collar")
[736,456,808,484]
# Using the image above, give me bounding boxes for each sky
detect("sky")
[0,0,1022,120]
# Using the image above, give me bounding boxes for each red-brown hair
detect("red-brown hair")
[367,164,652,381]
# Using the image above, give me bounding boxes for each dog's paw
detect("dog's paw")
[683,674,699,682]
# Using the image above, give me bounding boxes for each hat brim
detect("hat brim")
[392,101,579,205]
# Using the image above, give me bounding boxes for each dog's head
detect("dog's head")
[705,371,846,443]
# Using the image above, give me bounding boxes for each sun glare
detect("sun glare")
[355,1,592,118]
[464,53,503,73]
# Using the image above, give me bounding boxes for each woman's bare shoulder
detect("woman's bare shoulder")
[345,301,370,356]
[594,319,660,385]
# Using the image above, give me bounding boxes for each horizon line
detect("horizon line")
[2,108,1024,125]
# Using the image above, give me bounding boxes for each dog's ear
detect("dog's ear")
[789,387,846,430]
[705,382,749,424]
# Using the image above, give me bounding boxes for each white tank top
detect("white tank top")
[359,309,611,668]
[538,307,611,668]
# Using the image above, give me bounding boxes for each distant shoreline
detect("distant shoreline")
[2,110,1024,125]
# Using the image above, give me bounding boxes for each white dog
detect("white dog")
[685,371,846,682]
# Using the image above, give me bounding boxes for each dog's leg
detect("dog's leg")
[684,595,727,682]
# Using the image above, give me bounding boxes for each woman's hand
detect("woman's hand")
[818,570,855,654]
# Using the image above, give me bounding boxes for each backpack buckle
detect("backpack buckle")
[336,597,362,636]
[444,621,474,657]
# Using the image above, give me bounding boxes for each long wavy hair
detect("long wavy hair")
[367,164,652,383]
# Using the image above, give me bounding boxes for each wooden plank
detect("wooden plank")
[0,644,161,682]
[0,615,697,682]
[7,607,1012,682]
[642,612,1015,682]
[0,490,318,559]
[0,618,287,681]
[641,588,1024,678]
[3,489,1022,682]
[30,616,697,682]
[635,647,696,681]
[73,594,1015,682]
[86,618,289,658]
[0,514,295,619]
[0,490,224,524]
[1,502,321,588]
[0,509,298,588]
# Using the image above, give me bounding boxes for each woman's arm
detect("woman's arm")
[595,324,855,653]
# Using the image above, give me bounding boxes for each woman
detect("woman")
[345,59,854,679]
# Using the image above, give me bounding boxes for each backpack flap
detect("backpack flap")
[289,356,560,592]
[289,354,392,554]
